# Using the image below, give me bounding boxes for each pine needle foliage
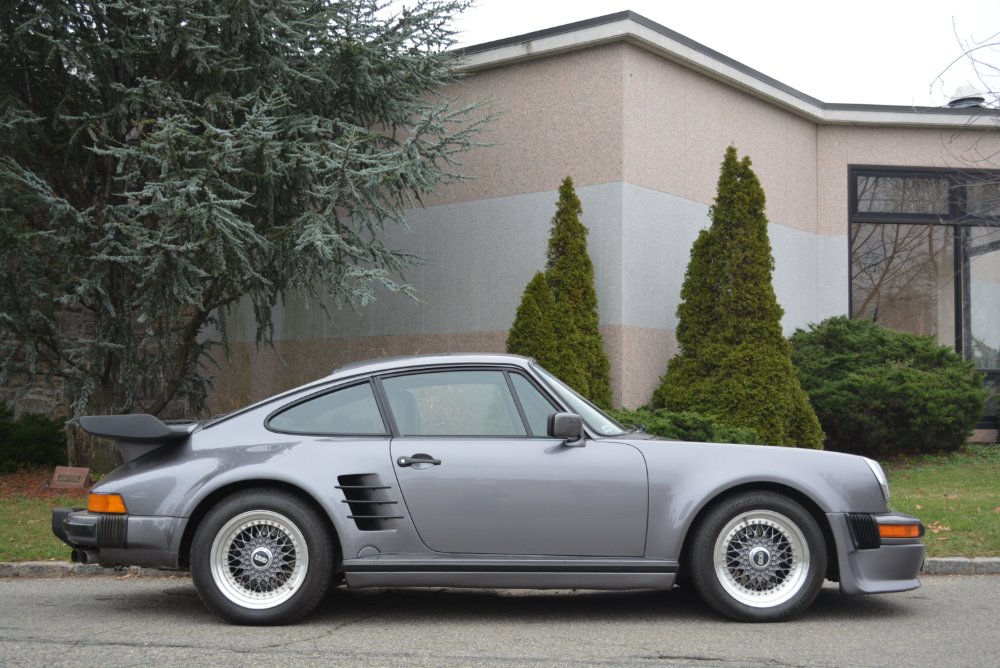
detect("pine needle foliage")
[505,272,558,368]
[652,147,824,448]
[507,177,611,408]
[0,0,488,419]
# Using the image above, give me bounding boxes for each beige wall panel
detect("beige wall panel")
[817,125,1000,236]
[621,46,819,235]
[618,326,678,409]
[428,45,626,205]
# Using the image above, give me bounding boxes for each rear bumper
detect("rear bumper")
[827,511,926,595]
[52,507,186,570]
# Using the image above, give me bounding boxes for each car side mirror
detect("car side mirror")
[547,412,586,447]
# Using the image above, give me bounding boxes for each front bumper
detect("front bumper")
[827,511,926,595]
[52,507,186,570]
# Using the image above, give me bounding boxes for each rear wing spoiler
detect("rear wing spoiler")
[80,414,197,464]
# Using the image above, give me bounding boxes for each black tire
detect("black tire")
[688,491,826,622]
[191,489,336,625]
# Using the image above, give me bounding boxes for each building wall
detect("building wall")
[428,44,627,206]
[211,182,629,410]
[206,39,1000,415]
[621,46,820,236]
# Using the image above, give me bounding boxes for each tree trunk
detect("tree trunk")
[65,424,78,467]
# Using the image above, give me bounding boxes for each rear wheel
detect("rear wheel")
[191,489,335,625]
[688,491,826,622]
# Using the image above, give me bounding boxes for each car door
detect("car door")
[384,368,649,557]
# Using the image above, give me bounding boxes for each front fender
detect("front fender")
[629,439,887,560]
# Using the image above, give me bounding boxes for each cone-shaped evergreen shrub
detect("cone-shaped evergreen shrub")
[506,272,558,368]
[544,177,612,408]
[506,177,612,408]
[652,147,824,448]
[790,316,986,457]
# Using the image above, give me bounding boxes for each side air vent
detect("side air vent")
[846,512,881,550]
[336,474,403,531]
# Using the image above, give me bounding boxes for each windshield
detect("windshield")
[532,363,627,437]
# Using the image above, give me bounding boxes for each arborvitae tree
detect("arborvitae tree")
[506,272,558,368]
[0,1,487,425]
[545,177,612,407]
[506,177,612,407]
[652,147,824,448]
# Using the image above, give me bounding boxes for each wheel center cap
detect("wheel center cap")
[748,546,771,570]
[250,546,273,570]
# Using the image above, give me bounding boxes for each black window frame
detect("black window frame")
[849,165,1000,427]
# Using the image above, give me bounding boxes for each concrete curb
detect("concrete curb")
[0,561,183,578]
[1,557,999,579]
[921,557,1000,575]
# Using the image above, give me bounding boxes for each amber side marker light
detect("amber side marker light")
[879,523,923,539]
[88,493,127,514]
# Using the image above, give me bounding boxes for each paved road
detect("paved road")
[1,575,997,667]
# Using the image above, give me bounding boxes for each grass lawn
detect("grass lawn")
[885,445,1000,558]
[0,469,87,562]
[0,445,997,563]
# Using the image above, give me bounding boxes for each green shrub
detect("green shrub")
[507,272,558,368]
[0,402,67,472]
[507,176,612,408]
[608,407,760,444]
[652,147,824,448]
[789,316,986,457]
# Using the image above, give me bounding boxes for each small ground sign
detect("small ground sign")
[50,466,90,490]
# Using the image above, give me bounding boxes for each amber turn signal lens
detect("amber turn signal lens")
[88,493,127,514]
[879,523,922,539]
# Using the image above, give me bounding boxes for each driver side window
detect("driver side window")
[382,370,527,437]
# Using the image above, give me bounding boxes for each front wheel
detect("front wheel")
[191,489,336,625]
[688,491,827,622]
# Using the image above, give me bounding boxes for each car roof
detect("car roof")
[203,353,538,430]
[329,352,535,381]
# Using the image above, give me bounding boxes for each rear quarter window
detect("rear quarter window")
[268,382,386,435]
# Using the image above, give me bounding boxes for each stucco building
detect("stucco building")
[211,12,1000,438]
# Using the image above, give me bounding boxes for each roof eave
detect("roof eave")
[456,12,997,129]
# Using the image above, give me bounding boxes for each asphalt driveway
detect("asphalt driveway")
[1,575,998,666]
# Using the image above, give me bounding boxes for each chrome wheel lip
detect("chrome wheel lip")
[713,509,810,609]
[209,510,309,610]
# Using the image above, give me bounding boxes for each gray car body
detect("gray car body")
[57,353,924,596]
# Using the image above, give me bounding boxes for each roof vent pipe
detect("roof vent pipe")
[947,85,986,108]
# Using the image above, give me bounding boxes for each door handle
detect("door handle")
[396,454,441,467]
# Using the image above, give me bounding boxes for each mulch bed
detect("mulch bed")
[0,468,91,500]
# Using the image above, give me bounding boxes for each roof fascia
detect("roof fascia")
[457,11,996,129]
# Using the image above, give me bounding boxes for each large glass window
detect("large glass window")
[965,227,1000,371]
[850,168,1000,426]
[855,174,949,215]
[850,223,954,343]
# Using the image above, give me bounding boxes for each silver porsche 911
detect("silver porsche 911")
[53,353,925,625]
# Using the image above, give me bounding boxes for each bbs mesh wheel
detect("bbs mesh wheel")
[192,489,336,625]
[688,491,827,622]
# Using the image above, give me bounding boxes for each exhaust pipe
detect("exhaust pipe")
[71,549,100,565]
